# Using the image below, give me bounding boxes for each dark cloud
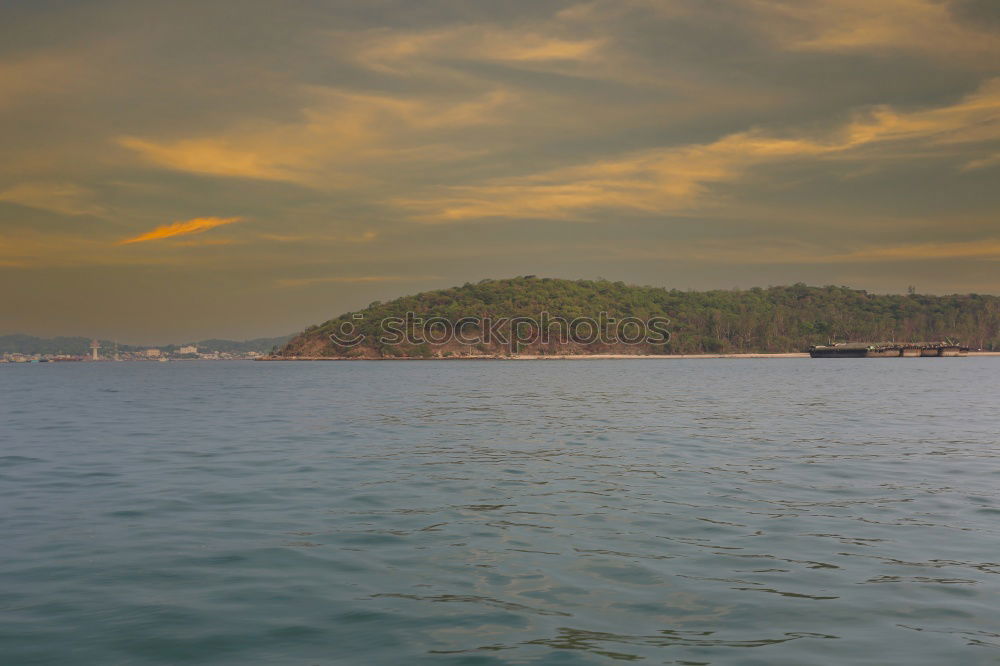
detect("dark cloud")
[951,0,1000,28]
[1,0,998,341]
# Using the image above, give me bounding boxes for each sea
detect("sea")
[2,359,999,665]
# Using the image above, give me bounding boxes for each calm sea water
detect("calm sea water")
[2,359,999,665]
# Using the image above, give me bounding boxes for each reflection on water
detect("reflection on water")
[1,359,999,664]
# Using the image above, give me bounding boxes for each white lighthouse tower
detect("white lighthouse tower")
[90,339,101,361]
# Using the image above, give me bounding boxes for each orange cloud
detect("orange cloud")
[350,25,606,73]
[963,152,1000,171]
[170,238,242,247]
[257,230,377,243]
[117,87,513,186]
[0,182,105,217]
[118,216,243,245]
[397,78,1000,222]
[588,235,1000,266]
[838,239,1000,262]
[118,136,297,182]
[751,0,1000,64]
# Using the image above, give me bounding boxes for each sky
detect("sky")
[1,0,999,343]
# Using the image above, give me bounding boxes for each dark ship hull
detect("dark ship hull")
[809,342,968,358]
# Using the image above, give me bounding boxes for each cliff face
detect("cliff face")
[276,277,1000,358]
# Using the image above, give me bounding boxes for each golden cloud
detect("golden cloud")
[118,137,298,182]
[0,182,105,217]
[117,88,514,185]
[340,19,697,93]
[169,238,242,247]
[118,217,243,245]
[257,230,377,243]
[397,78,1000,222]
[963,152,1000,171]
[752,0,1000,63]
[597,235,1000,266]
[351,25,607,73]
[838,239,1000,263]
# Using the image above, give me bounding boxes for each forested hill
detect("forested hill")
[278,278,1000,358]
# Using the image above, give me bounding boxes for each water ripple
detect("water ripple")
[1,359,999,664]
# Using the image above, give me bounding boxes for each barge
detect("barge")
[809,342,968,358]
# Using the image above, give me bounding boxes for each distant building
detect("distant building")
[178,345,198,354]
[144,348,162,358]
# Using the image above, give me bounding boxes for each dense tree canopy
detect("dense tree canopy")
[280,278,1000,357]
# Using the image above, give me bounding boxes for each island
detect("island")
[267,277,1000,360]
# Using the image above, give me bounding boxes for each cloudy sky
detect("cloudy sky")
[2,0,999,342]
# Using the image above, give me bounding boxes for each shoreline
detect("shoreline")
[256,352,1000,361]
[257,353,809,361]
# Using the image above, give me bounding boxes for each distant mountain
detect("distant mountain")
[181,336,293,354]
[0,334,293,355]
[278,277,1000,358]
[0,335,124,356]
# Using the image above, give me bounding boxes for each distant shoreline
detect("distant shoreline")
[257,353,809,361]
[257,351,1000,361]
